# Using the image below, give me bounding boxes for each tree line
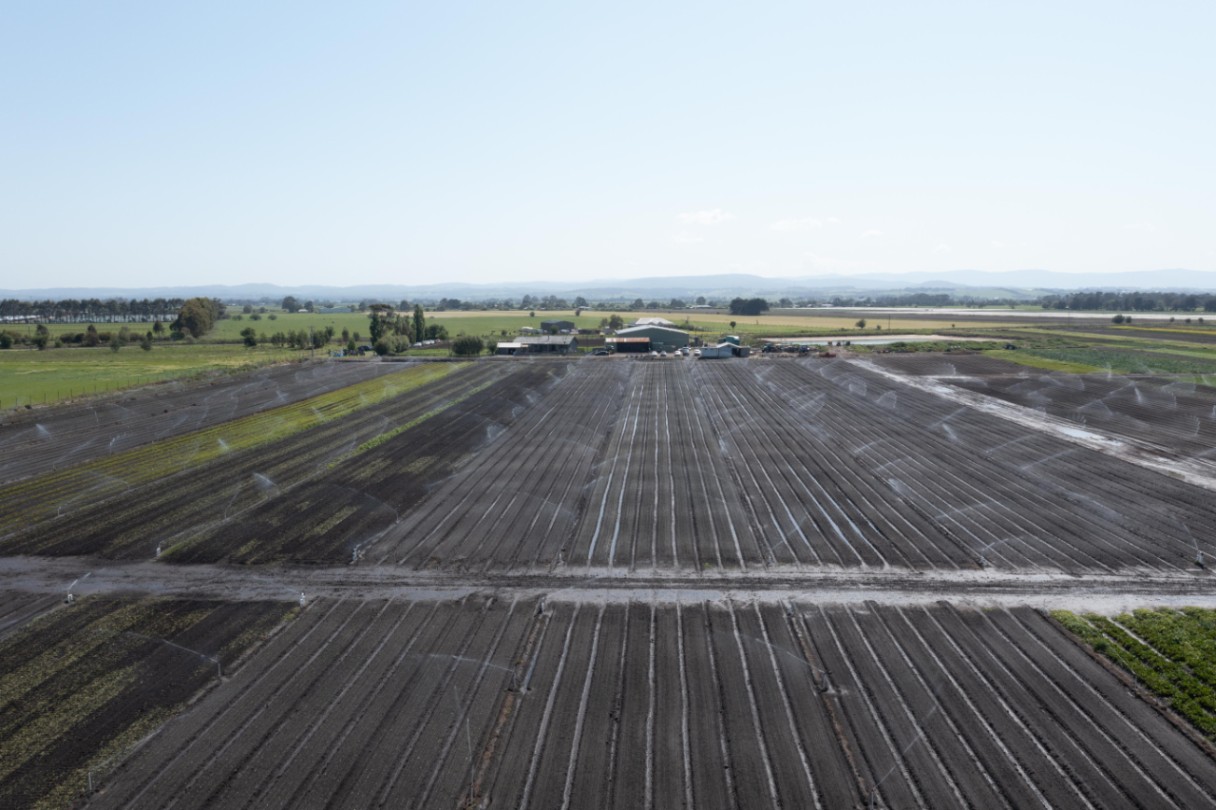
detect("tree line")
[1041,291,1216,313]
[0,297,186,322]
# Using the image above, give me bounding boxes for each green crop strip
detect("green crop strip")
[1053,608,1216,740]
[985,351,1102,374]
[1004,345,1216,375]
[330,377,498,466]
[0,363,466,533]
[0,597,297,807]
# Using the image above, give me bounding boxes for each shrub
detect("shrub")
[451,336,484,356]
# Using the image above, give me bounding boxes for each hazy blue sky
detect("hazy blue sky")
[3,1,1213,288]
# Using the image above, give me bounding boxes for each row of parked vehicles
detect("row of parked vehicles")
[761,343,839,357]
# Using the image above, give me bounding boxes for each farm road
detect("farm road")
[4,555,1216,613]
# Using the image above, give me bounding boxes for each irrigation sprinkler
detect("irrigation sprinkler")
[819,671,831,693]
[299,592,307,607]
[155,542,162,559]
[65,572,91,604]
[122,631,224,681]
[869,787,879,809]
[1183,523,1205,569]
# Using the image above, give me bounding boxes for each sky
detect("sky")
[2,1,1214,289]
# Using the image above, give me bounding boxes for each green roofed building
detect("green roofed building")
[611,325,689,352]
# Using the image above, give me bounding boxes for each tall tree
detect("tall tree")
[412,305,426,344]
[368,304,392,343]
[172,297,225,337]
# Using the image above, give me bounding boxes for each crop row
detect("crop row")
[364,359,1216,573]
[0,364,516,559]
[167,362,566,564]
[0,596,295,809]
[87,598,1216,809]
[1053,607,1216,741]
[0,359,413,486]
[808,358,1216,567]
[0,362,468,536]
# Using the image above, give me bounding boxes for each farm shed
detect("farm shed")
[605,336,652,353]
[632,316,676,327]
[613,325,689,352]
[699,343,737,359]
[517,335,579,354]
[540,320,575,333]
[495,341,524,356]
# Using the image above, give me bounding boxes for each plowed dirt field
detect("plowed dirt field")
[2,354,1216,808]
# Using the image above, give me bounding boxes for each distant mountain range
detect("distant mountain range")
[3,269,1214,302]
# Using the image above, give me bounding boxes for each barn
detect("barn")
[610,325,689,353]
[516,335,578,354]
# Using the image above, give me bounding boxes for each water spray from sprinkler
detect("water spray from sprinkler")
[1183,523,1206,569]
[65,572,91,604]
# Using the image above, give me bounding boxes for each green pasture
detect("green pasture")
[0,343,302,411]
[210,311,370,342]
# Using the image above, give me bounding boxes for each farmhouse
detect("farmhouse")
[609,325,689,353]
[540,319,575,334]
